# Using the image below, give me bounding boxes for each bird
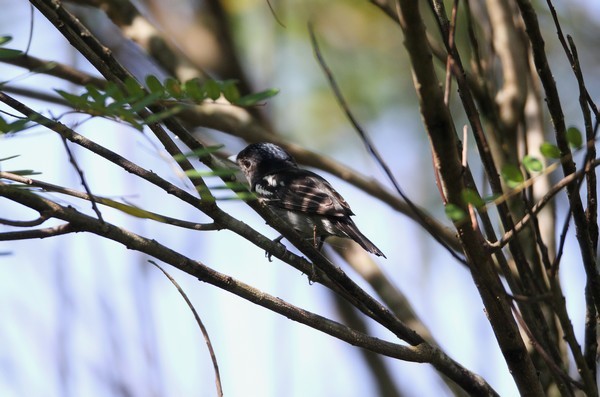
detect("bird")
[236,142,385,258]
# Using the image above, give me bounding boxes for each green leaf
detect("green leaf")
[203,79,221,101]
[445,203,466,222]
[185,168,237,178]
[164,77,183,99]
[566,126,583,148]
[214,181,250,190]
[145,75,165,96]
[124,77,145,98]
[173,145,225,161]
[540,142,561,159]
[235,88,280,107]
[461,188,485,208]
[143,105,183,124]
[0,116,7,133]
[97,197,164,221]
[221,80,240,103]
[0,154,20,162]
[0,36,12,46]
[85,85,106,105]
[483,193,501,203]
[501,164,524,188]
[8,169,41,176]
[55,89,87,108]
[184,78,205,101]
[105,81,126,102]
[522,155,543,173]
[129,90,163,112]
[6,119,32,133]
[0,48,22,59]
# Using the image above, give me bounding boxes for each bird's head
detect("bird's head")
[236,142,297,187]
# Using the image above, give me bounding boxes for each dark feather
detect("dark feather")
[333,218,386,257]
[256,169,353,217]
[237,142,385,258]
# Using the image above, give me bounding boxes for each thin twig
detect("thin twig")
[489,157,600,250]
[443,0,459,106]
[0,54,107,88]
[516,0,600,322]
[511,303,584,391]
[2,45,462,252]
[308,22,466,265]
[149,260,223,397]
[265,0,286,28]
[61,137,104,222]
[0,214,47,227]
[0,172,220,231]
[0,222,76,240]
[25,5,35,55]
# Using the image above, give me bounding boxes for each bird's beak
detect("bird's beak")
[227,154,238,164]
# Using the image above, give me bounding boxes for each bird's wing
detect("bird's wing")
[256,169,354,217]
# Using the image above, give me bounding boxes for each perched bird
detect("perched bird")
[236,142,385,257]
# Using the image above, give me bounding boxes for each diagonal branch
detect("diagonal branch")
[0,182,429,363]
[0,171,220,231]
[516,0,600,317]
[308,23,466,265]
[394,0,545,394]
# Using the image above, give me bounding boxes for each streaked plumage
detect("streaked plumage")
[236,142,385,257]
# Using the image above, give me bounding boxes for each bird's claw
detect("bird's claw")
[265,235,286,262]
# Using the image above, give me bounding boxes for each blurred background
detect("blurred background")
[1,0,600,396]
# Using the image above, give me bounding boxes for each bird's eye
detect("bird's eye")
[241,159,252,169]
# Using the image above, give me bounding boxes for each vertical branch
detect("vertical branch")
[485,0,528,135]
[427,4,574,392]
[516,0,600,315]
[394,0,545,394]
[443,0,458,106]
[566,34,599,382]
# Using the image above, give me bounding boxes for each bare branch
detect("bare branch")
[307,23,465,264]
[516,0,600,318]
[149,260,223,397]
[395,0,545,393]
[0,222,76,240]
[0,172,220,231]
[0,182,433,363]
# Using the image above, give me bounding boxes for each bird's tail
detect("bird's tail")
[334,219,386,258]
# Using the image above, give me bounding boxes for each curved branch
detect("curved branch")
[150,261,224,397]
[0,222,76,240]
[1,181,499,395]
[0,172,220,231]
[0,214,48,227]
[0,183,428,363]
[0,45,461,254]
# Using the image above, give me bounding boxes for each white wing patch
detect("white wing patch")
[255,175,284,197]
[264,175,279,186]
[255,183,273,197]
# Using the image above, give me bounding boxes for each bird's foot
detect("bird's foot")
[265,235,286,262]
